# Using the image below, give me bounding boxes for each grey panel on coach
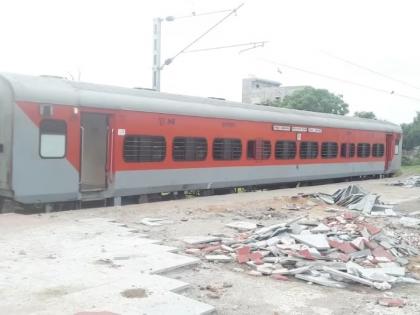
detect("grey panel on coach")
[0,77,13,191]
[0,72,401,133]
[113,162,385,196]
[12,106,79,203]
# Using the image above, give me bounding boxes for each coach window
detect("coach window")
[395,139,400,155]
[340,143,347,158]
[213,138,242,160]
[321,142,338,159]
[39,119,67,158]
[247,140,271,160]
[300,141,318,159]
[349,143,356,158]
[357,143,371,158]
[123,135,166,162]
[173,137,207,161]
[372,143,385,157]
[275,141,296,159]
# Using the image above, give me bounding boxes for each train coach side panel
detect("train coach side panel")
[11,104,79,204]
[0,78,13,193]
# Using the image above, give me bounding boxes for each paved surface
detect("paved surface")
[0,217,214,315]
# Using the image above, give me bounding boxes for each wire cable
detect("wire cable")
[322,51,420,91]
[161,3,245,69]
[260,58,420,103]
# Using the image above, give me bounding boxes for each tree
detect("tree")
[354,111,377,119]
[272,87,349,115]
[402,112,420,150]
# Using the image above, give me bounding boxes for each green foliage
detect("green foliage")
[272,87,349,115]
[354,111,377,119]
[401,112,420,150]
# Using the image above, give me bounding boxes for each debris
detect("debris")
[121,288,147,298]
[271,274,289,281]
[225,221,257,231]
[290,234,330,250]
[312,185,397,216]
[205,255,233,263]
[247,270,263,276]
[181,236,221,245]
[295,273,346,288]
[140,217,173,226]
[182,197,420,293]
[388,175,420,188]
[400,217,420,229]
[377,297,406,307]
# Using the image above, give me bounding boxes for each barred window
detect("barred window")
[275,141,296,160]
[124,135,166,162]
[340,143,347,158]
[372,143,385,157]
[357,143,371,158]
[321,142,338,159]
[300,142,318,159]
[247,140,271,160]
[173,137,207,161]
[349,143,356,157]
[213,138,242,160]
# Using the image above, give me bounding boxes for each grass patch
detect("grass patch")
[401,164,420,175]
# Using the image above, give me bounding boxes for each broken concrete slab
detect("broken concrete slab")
[311,223,330,233]
[291,234,330,250]
[205,255,233,263]
[225,221,257,231]
[322,266,379,288]
[140,218,173,226]
[180,236,221,245]
[295,273,346,288]
[400,216,420,228]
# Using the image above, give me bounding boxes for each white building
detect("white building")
[242,77,308,105]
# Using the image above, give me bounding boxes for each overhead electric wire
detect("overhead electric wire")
[322,51,420,91]
[161,2,245,69]
[260,58,420,103]
[184,41,268,53]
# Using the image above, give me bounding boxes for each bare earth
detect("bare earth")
[1,176,420,315]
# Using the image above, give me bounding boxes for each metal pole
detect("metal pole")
[152,18,162,91]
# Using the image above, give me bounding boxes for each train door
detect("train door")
[385,134,394,171]
[80,113,109,191]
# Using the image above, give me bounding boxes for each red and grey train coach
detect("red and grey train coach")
[0,73,402,208]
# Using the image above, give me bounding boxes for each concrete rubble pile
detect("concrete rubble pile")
[311,185,397,216]
[183,212,420,291]
[388,175,420,188]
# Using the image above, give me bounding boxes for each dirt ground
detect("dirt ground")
[1,176,420,315]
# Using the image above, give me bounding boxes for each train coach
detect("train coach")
[0,73,402,209]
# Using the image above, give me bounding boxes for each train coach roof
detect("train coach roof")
[0,72,401,133]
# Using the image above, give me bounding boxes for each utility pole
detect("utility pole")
[151,4,245,91]
[152,18,162,91]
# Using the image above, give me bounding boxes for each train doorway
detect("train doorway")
[80,113,109,192]
[385,134,394,171]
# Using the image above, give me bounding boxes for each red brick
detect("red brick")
[250,251,264,265]
[372,246,395,261]
[272,274,289,281]
[338,253,350,262]
[328,240,357,254]
[364,223,381,235]
[297,249,316,260]
[377,297,406,308]
[236,246,251,264]
[201,245,221,253]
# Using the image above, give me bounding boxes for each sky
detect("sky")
[0,0,419,124]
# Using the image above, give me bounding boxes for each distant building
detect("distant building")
[242,77,308,105]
